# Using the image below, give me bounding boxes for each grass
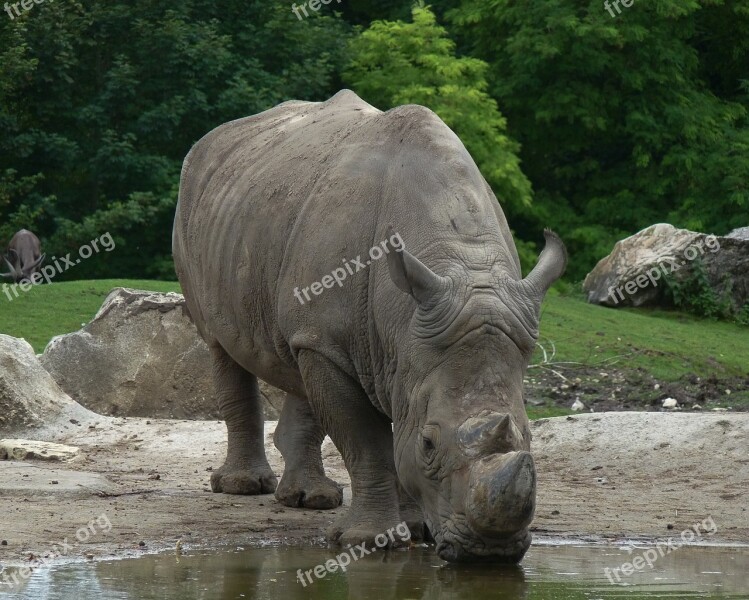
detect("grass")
[536,291,749,381]
[1,280,747,413]
[0,280,180,352]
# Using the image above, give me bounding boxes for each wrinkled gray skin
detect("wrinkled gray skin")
[2,229,44,284]
[173,90,566,562]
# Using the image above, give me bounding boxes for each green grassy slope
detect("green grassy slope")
[2,281,747,373]
[537,292,748,380]
[0,280,181,352]
[1,282,746,418]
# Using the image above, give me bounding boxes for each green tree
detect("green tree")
[0,1,350,279]
[344,5,535,266]
[450,0,749,279]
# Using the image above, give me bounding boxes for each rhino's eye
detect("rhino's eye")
[420,425,439,461]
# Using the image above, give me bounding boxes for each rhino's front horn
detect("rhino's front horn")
[466,451,537,536]
[520,229,567,301]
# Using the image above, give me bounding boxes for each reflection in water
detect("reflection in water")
[2,543,747,599]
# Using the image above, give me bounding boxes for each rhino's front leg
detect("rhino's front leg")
[273,392,343,509]
[210,344,277,495]
[298,350,403,547]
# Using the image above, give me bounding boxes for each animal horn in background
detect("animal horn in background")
[30,253,46,269]
[2,256,18,279]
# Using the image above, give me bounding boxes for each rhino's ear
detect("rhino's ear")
[520,229,567,302]
[386,226,447,305]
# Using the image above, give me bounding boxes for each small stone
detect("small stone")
[50,480,59,485]
[666,524,674,530]
[725,389,731,395]
[85,553,94,559]
[654,383,660,390]
[551,510,560,515]
[662,398,678,409]
[571,399,585,411]
[138,541,146,547]
[148,473,160,480]
[691,404,702,410]
[1,540,7,545]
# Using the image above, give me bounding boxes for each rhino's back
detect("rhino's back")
[173,90,515,400]
[173,91,390,390]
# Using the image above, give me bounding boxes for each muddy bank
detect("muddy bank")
[1,412,747,568]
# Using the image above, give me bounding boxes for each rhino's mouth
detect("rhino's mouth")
[434,522,532,563]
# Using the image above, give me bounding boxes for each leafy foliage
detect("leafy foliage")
[1,0,747,291]
[449,0,749,279]
[664,259,744,323]
[0,1,350,278]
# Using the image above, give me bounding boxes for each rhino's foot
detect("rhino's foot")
[210,463,277,495]
[327,510,408,550]
[275,472,343,509]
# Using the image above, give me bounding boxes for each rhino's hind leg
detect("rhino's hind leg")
[273,393,343,509]
[210,344,277,495]
[297,350,403,547]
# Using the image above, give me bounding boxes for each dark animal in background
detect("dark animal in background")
[2,229,45,284]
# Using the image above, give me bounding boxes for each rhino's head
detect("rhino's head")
[387,229,566,562]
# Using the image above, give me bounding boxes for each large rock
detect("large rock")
[727,227,749,242]
[41,288,285,420]
[0,335,94,435]
[583,224,749,309]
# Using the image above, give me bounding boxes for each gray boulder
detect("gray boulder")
[41,288,284,420]
[0,335,94,435]
[583,223,749,309]
[727,227,749,242]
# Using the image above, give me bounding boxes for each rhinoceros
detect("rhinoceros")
[2,229,44,284]
[172,90,566,562]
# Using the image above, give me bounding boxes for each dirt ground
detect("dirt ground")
[1,411,747,569]
[526,366,749,412]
